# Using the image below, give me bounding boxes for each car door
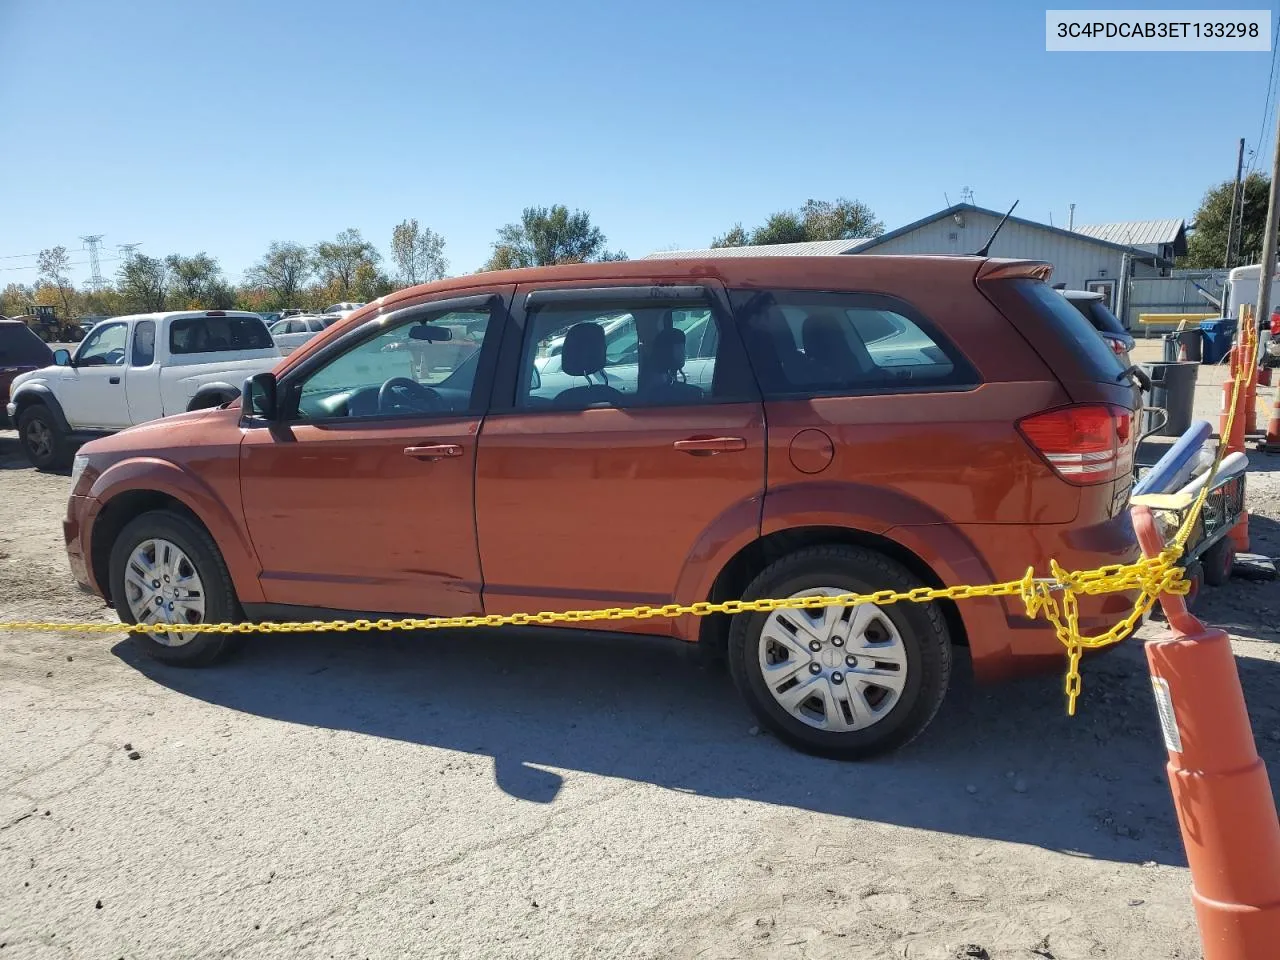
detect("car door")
[239,288,513,616]
[474,283,766,634]
[61,320,133,429]
[124,319,163,424]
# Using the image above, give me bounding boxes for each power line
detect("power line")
[0,256,125,274]
[1246,15,1280,181]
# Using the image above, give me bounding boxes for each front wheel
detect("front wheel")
[16,404,72,470]
[109,510,242,666]
[728,545,952,760]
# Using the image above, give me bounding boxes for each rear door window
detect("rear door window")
[0,324,54,366]
[730,290,978,398]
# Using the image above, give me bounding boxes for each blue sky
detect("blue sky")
[1,0,1276,286]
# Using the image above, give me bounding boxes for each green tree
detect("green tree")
[1184,172,1271,268]
[484,205,625,270]
[36,246,75,317]
[710,224,749,248]
[352,262,396,301]
[711,196,884,247]
[390,219,449,286]
[244,241,313,307]
[117,254,168,312]
[1,282,35,317]
[314,228,380,297]
[165,252,226,307]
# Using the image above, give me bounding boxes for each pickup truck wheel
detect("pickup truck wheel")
[109,510,241,666]
[727,545,952,760]
[16,404,73,471]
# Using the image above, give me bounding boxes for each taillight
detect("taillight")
[1108,337,1127,358]
[1017,403,1134,485]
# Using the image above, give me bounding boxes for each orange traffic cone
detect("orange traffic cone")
[1220,344,1240,439]
[1132,505,1280,960]
[1264,384,1280,452]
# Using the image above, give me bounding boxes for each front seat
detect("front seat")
[553,322,628,408]
[639,325,704,404]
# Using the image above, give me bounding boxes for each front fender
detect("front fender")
[87,456,264,603]
[10,381,72,433]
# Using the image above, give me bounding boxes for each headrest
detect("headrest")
[561,322,607,377]
[650,326,686,376]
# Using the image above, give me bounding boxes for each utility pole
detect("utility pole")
[1253,114,1280,336]
[1225,138,1246,269]
[1068,203,1076,231]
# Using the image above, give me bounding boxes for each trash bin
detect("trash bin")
[1177,328,1203,362]
[1199,318,1238,365]
[1141,361,1199,438]
[1162,334,1179,362]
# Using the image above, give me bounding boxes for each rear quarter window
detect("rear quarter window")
[0,324,54,366]
[170,315,274,355]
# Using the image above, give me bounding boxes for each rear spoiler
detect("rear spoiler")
[974,260,1053,283]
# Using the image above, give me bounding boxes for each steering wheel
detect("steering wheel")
[378,377,444,415]
[104,347,127,366]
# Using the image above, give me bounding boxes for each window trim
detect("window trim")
[268,292,508,426]
[494,280,757,415]
[729,288,981,400]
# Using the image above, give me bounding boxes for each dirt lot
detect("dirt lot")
[2,358,1279,960]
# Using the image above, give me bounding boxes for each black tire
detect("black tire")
[186,390,236,413]
[727,545,952,760]
[1201,538,1235,587]
[16,404,72,471]
[108,510,241,666]
[1183,560,1205,610]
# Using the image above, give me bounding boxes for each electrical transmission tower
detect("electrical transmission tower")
[80,235,105,291]
[117,243,142,261]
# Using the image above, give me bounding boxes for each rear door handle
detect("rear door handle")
[403,443,463,461]
[109,376,121,384]
[672,436,747,455]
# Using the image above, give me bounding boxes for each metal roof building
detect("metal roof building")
[1072,218,1188,261]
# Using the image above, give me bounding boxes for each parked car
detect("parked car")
[269,315,329,355]
[324,301,365,315]
[7,310,282,469]
[1,318,54,427]
[1060,289,1134,364]
[63,257,1140,758]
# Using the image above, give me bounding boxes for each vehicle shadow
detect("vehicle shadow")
[112,622,1280,869]
[0,432,74,472]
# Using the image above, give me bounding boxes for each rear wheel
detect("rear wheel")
[727,545,952,760]
[1182,559,1205,610]
[109,510,241,666]
[16,404,72,471]
[1201,538,1235,587]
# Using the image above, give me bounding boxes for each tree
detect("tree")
[1184,172,1271,268]
[710,224,749,248]
[244,241,313,307]
[484,205,626,270]
[352,262,396,301]
[165,253,225,308]
[117,254,168,312]
[314,228,380,297]
[1,282,35,317]
[711,196,884,247]
[390,219,449,286]
[37,246,75,317]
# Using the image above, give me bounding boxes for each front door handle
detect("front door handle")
[109,376,121,384]
[403,443,463,461]
[672,436,747,455]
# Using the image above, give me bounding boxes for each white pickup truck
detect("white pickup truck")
[6,310,282,469]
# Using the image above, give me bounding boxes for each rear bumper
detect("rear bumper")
[951,509,1141,683]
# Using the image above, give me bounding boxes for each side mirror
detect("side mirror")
[243,372,278,421]
[53,349,71,367]
[409,323,452,342]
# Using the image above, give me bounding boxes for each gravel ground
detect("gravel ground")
[1,356,1278,960]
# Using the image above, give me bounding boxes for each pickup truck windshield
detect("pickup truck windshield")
[170,315,273,355]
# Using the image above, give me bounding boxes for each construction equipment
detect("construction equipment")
[19,305,85,343]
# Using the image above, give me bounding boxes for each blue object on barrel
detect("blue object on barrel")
[1132,419,1213,497]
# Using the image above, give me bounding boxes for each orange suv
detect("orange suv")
[63,256,1141,758]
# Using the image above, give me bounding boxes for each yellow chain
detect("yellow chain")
[0,317,1258,716]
